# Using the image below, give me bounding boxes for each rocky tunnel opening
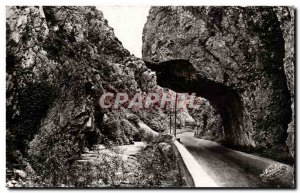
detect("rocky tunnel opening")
[145,59,247,145]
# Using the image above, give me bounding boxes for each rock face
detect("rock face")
[275,7,295,158]
[142,6,294,160]
[6,6,165,177]
[191,99,224,142]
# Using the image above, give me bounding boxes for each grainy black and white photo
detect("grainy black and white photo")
[6,6,295,188]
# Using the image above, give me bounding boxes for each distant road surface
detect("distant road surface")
[177,132,293,187]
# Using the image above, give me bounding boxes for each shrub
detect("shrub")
[28,130,81,186]
[135,138,185,187]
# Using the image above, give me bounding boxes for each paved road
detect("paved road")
[177,132,293,187]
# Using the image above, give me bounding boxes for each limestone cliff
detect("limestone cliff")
[142,6,294,161]
[6,6,164,175]
[275,7,295,158]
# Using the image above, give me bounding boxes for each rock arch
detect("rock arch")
[142,6,293,159]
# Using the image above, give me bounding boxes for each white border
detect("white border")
[1,0,299,192]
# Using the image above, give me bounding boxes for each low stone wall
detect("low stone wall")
[171,138,218,187]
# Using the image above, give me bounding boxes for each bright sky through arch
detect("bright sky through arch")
[97,6,151,58]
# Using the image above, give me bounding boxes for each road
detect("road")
[177,132,293,187]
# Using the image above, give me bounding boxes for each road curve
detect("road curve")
[177,132,293,188]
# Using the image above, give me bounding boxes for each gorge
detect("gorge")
[6,5,295,188]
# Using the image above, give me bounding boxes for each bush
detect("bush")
[135,137,185,187]
[25,146,132,187]
[28,130,81,186]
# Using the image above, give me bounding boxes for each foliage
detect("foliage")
[28,130,81,186]
[21,138,184,187]
[135,139,185,187]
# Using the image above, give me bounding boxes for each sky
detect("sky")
[97,6,151,58]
